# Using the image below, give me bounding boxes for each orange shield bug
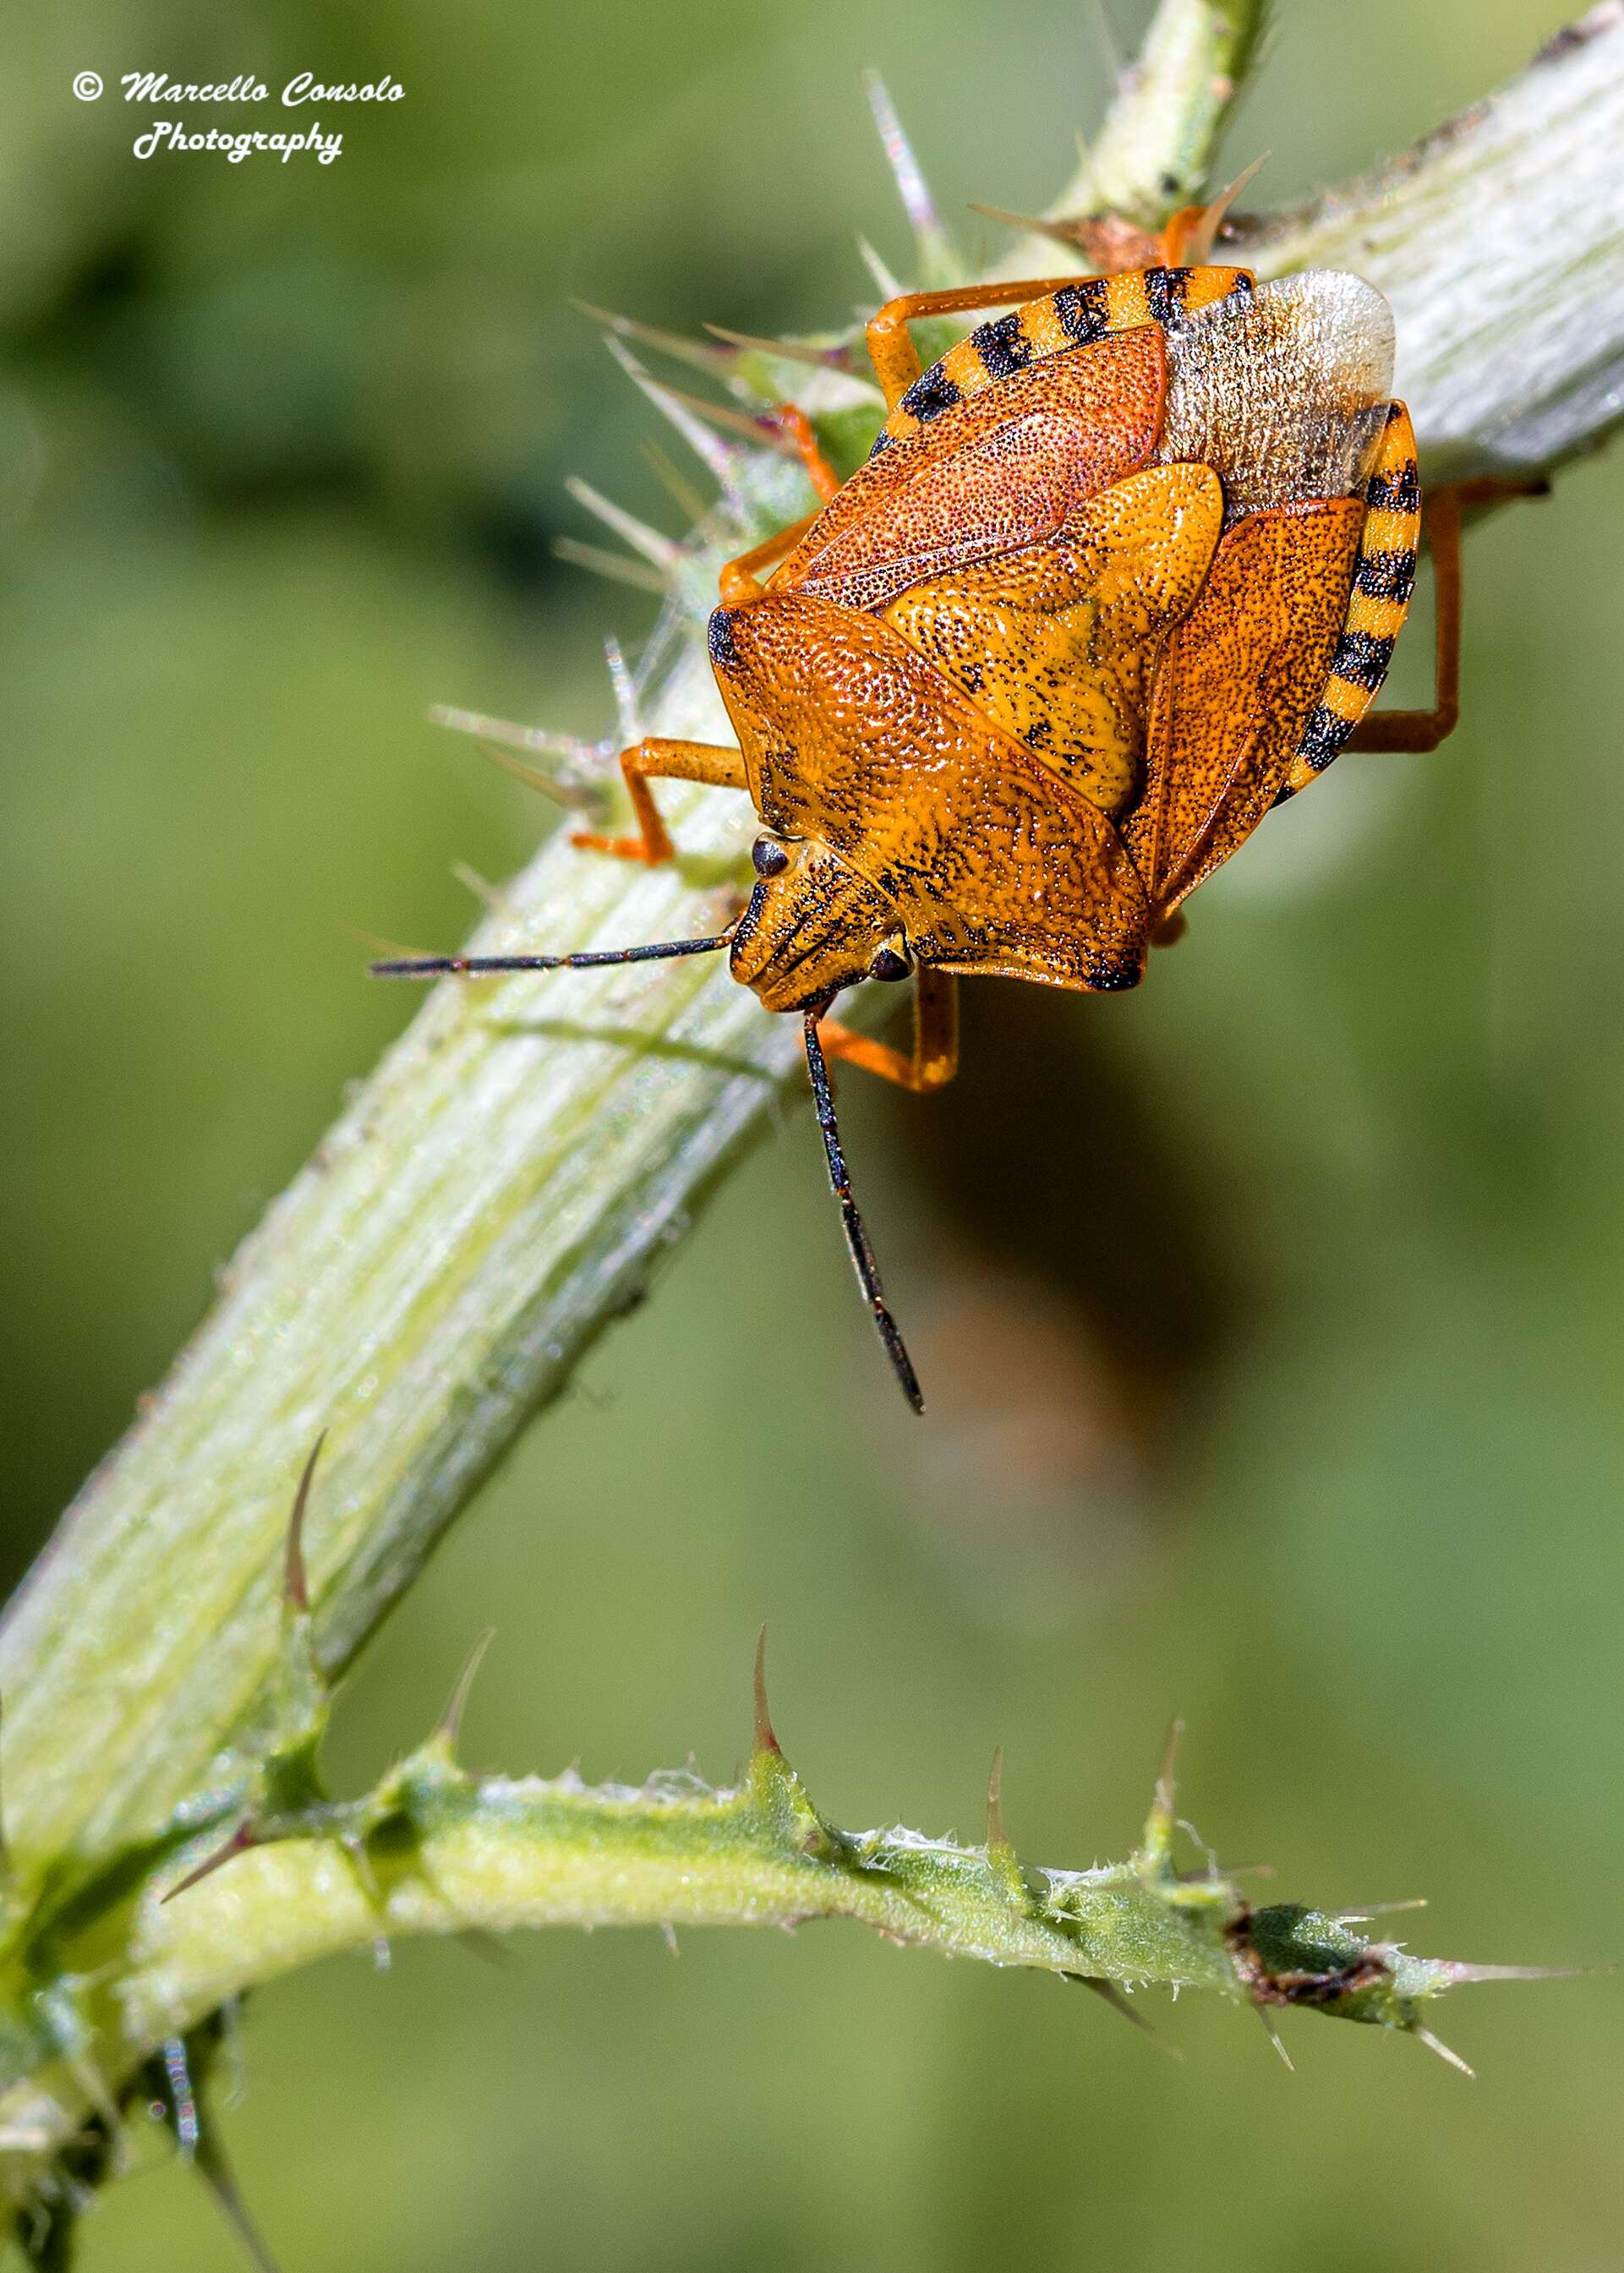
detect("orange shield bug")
[378,254,1522,1413]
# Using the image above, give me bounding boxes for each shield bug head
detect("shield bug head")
[729,837,907,1013]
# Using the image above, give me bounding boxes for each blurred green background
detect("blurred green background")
[3,0,1621,2266]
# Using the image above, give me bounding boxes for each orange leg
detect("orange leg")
[715,413,839,607]
[1156,205,1208,266]
[817,966,959,1093]
[719,512,818,606]
[1348,479,1545,754]
[865,276,1093,409]
[571,738,747,865]
[1158,158,1271,269]
[774,403,842,503]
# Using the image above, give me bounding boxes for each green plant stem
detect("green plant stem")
[0,0,1618,2158]
[0,1713,1506,2157]
[1052,0,1271,227]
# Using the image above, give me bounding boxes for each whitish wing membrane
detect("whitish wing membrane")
[1157,270,1397,519]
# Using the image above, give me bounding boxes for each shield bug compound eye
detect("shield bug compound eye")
[377,194,1536,1412]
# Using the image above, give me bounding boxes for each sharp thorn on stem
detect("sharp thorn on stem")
[344,920,442,964]
[570,298,734,376]
[339,1830,382,1907]
[967,202,1095,254]
[986,1747,1007,1853]
[855,236,906,303]
[703,323,859,376]
[428,702,604,771]
[451,862,518,920]
[565,476,684,573]
[603,637,642,747]
[1073,1975,1183,2056]
[863,70,955,277]
[436,1627,497,1756]
[641,440,713,524]
[1412,2024,1475,2078]
[1255,2006,1295,2071]
[1141,1715,1184,1863]
[554,538,671,597]
[468,742,601,813]
[1182,154,1271,262]
[603,335,743,490]
[752,1625,779,1757]
[1156,1716,1184,1818]
[163,1820,259,1904]
[217,1998,249,2109]
[191,2093,282,2273]
[1087,0,1123,83]
[1442,1959,1593,1984]
[282,1431,326,1617]
[628,377,811,458]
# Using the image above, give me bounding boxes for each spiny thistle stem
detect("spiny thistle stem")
[0,0,1617,2199]
[1053,0,1274,229]
[0,1626,1554,2166]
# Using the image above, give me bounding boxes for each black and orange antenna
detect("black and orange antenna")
[369,929,735,981]
[801,1009,923,1414]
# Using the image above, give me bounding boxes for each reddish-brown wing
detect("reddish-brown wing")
[769,327,1167,615]
[1124,497,1366,911]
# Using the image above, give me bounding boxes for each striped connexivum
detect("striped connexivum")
[1280,400,1422,797]
[871,266,1255,453]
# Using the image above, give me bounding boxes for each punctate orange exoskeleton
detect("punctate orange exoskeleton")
[379,227,1528,1412]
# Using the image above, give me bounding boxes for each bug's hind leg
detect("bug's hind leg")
[1281,396,1545,798]
[571,739,748,864]
[816,967,958,1093]
[1344,478,1547,755]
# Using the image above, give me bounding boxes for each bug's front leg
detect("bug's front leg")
[863,276,1090,408]
[571,739,748,864]
[714,416,839,608]
[773,403,842,502]
[718,515,818,606]
[816,967,959,1094]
